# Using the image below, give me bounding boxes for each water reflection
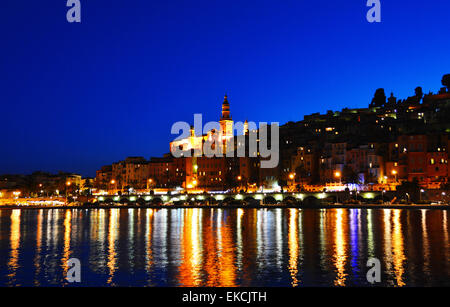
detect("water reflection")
[7,210,20,285]
[178,209,203,286]
[107,209,119,285]
[0,208,448,287]
[333,209,347,286]
[288,209,299,286]
[34,210,43,286]
[62,210,72,277]
[391,210,406,287]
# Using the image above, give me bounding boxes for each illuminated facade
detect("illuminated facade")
[170,95,236,155]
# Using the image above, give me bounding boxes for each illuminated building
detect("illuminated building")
[170,95,236,155]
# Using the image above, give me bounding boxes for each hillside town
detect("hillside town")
[1,75,450,202]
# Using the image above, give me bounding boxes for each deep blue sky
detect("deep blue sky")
[1,1,449,177]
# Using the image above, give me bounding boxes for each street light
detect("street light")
[391,170,397,182]
[382,189,385,203]
[109,180,116,195]
[334,171,342,189]
[147,178,153,192]
[236,176,242,192]
[420,189,425,202]
[65,181,71,203]
[288,173,296,193]
[333,171,342,203]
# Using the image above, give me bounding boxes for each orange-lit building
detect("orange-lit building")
[386,134,449,188]
[291,145,318,185]
[426,152,448,188]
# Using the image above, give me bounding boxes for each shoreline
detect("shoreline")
[0,203,448,210]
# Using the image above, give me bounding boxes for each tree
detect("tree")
[83,179,93,196]
[342,166,359,184]
[249,170,259,187]
[295,165,308,183]
[370,88,386,108]
[224,171,236,192]
[387,92,397,106]
[278,179,287,192]
[442,74,450,91]
[415,87,423,103]
[295,184,305,192]
[124,185,131,195]
[397,179,420,203]
[115,174,123,192]
[440,182,450,191]
[365,172,378,184]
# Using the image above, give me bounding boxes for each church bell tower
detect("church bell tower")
[219,95,233,150]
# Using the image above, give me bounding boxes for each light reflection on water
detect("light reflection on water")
[0,208,448,287]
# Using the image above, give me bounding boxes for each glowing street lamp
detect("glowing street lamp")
[289,173,295,180]
[65,181,72,201]
[332,171,341,203]
[391,170,397,182]
[420,189,425,201]
[334,171,341,185]
[147,178,153,191]
[109,180,116,195]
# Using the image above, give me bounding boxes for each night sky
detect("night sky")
[1,0,449,177]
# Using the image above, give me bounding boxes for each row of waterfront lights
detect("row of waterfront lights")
[96,191,385,203]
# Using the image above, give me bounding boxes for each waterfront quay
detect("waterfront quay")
[93,190,450,209]
[1,191,448,210]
